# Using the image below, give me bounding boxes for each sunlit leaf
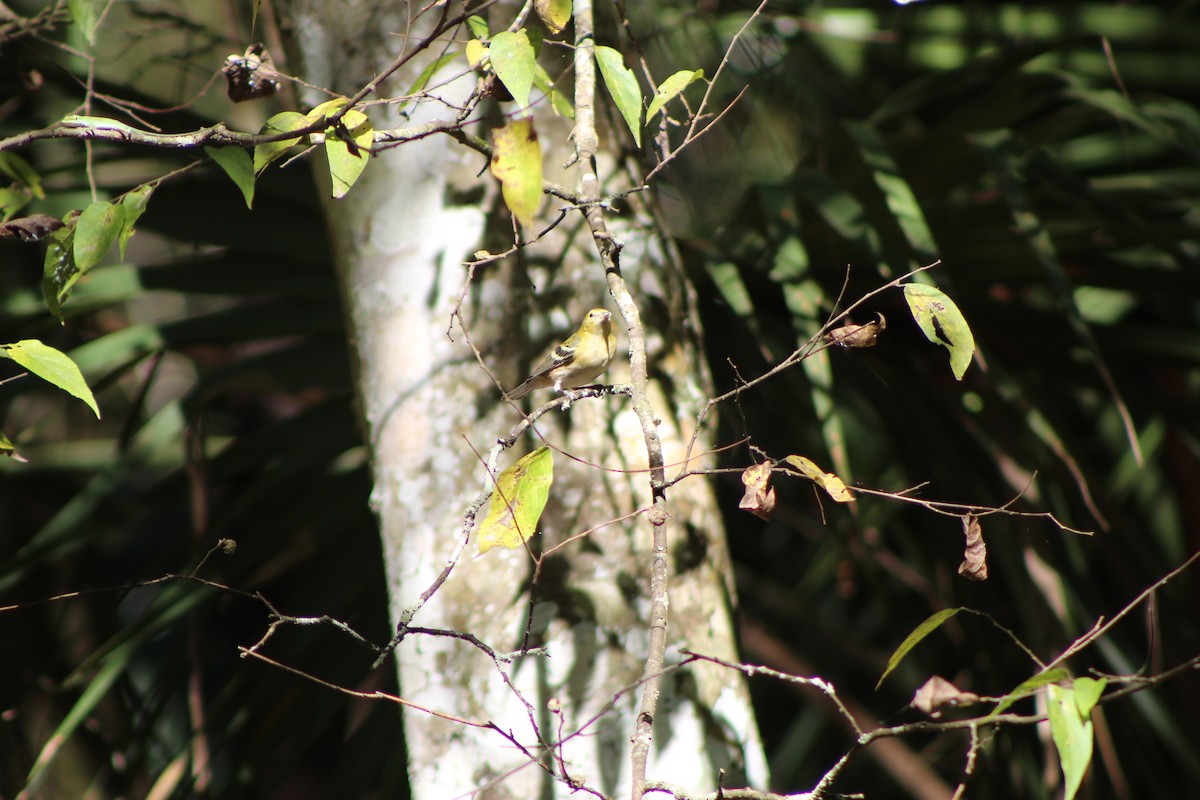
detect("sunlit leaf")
[1074,676,1106,718]
[477,447,554,554]
[0,339,100,417]
[595,45,642,147]
[784,455,854,503]
[845,120,938,260]
[324,109,374,199]
[73,201,123,271]
[118,184,154,260]
[988,669,1070,718]
[0,430,21,460]
[206,147,256,209]
[489,118,543,229]
[67,0,98,45]
[903,283,975,380]
[254,111,307,173]
[532,62,574,118]
[490,30,536,109]
[402,53,461,109]
[465,40,488,69]
[534,0,571,34]
[646,69,704,121]
[466,15,489,40]
[876,607,962,689]
[1048,683,1094,800]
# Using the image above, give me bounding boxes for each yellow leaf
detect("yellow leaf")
[465,39,488,69]
[489,118,542,229]
[324,108,374,199]
[784,454,855,503]
[477,447,554,554]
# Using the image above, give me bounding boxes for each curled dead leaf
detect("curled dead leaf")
[739,462,776,520]
[912,675,981,717]
[958,513,988,581]
[0,214,64,242]
[825,312,886,348]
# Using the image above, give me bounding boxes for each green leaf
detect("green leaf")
[1073,676,1106,718]
[0,152,45,199]
[646,69,704,121]
[25,643,128,790]
[466,15,490,40]
[531,62,574,118]
[876,607,962,689]
[845,121,937,261]
[254,111,307,173]
[477,447,554,554]
[903,283,975,380]
[73,201,123,271]
[0,430,19,460]
[67,0,98,45]
[401,53,461,109]
[1048,683,1094,800]
[534,0,571,35]
[709,261,754,317]
[489,117,543,229]
[0,339,100,418]
[595,45,642,147]
[117,185,154,260]
[323,109,374,199]
[205,147,255,209]
[988,668,1070,718]
[490,30,537,109]
[42,224,75,320]
[0,186,33,221]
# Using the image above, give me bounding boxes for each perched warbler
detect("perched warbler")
[506,308,618,401]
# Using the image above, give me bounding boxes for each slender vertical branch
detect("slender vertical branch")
[573,2,670,797]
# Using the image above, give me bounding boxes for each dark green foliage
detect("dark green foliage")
[0,117,402,798]
[2,2,1199,799]
[643,3,1200,797]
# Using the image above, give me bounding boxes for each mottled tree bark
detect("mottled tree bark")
[284,2,764,796]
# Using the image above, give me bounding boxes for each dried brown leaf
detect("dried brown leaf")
[739,462,776,520]
[912,675,981,717]
[958,513,988,581]
[0,214,63,242]
[825,312,886,348]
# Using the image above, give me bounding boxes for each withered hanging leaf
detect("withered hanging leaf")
[739,462,776,520]
[958,513,988,581]
[825,312,886,348]
[0,214,63,242]
[912,675,981,718]
[223,43,280,102]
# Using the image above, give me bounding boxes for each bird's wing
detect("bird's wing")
[529,341,576,378]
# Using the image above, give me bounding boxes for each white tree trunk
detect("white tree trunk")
[285,3,765,796]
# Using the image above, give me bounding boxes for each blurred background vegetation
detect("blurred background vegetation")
[2,1,1198,798]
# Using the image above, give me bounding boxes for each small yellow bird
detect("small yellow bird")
[506,308,618,401]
